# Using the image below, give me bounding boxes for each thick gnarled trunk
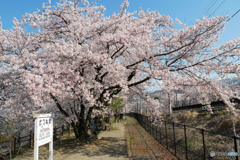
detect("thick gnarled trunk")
[77,120,89,140]
[72,107,93,141]
[50,93,94,141]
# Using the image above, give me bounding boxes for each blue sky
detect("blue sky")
[1,0,239,43]
[0,0,240,92]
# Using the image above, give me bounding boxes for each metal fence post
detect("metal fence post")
[147,117,150,133]
[173,122,176,156]
[233,136,239,160]
[160,126,162,144]
[150,119,152,134]
[142,115,144,128]
[144,116,145,129]
[147,117,149,132]
[145,116,146,129]
[146,117,148,132]
[202,129,206,160]
[184,124,188,160]
[165,121,168,149]
[151,123,152,136]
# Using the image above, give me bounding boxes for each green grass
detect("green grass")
[111,125,119,131]
[209,139,218,144]
[187,120,192,123]
[200,121,206,125]
[17,148,30,155]
[187,138,202,150]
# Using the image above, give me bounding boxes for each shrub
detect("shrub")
[217,119,233,132]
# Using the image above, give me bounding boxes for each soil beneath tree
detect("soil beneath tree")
[13,117,178,160]
[13,122,128,160]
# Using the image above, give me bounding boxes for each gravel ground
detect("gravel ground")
[126,117,178,160]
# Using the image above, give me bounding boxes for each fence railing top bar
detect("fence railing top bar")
[164,120,203,130]
[164,120,240,139]
[202,128,240,139]
[20,135,30,139]
[0,140,10,144]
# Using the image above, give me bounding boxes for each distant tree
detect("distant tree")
[109,95,124,123]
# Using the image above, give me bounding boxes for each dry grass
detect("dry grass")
[177,111,199,123]
[161,108,240,135]
[0,134,9,143]
[217,119,233,132]
[159,120,236,160]
[159,108,240,159]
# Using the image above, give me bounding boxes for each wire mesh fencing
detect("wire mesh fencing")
[129,112,239,160]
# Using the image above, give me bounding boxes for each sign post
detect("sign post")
[33,113,54,160]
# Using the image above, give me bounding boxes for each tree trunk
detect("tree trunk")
[114,113,117,123]
[50,93,94,141]
[71,107,93,141]
[102,115,105,129]
[117,113,120,122]
[71,122,79,138]
[78,121,89,140]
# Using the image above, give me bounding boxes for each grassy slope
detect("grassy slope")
[160,108,240,159]
[162,107,240,137]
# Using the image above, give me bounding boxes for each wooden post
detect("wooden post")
[11,135,15,155]
[62,124,64,136]
[30,131,33,148]
[69,124,71,134]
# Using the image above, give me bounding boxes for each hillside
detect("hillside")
[161,107,240,137]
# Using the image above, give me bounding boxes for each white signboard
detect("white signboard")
[33,113,53,160]
[38,117,52,146]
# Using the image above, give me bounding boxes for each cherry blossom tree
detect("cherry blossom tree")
[1,0,240,140]
[0,70,34,135]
